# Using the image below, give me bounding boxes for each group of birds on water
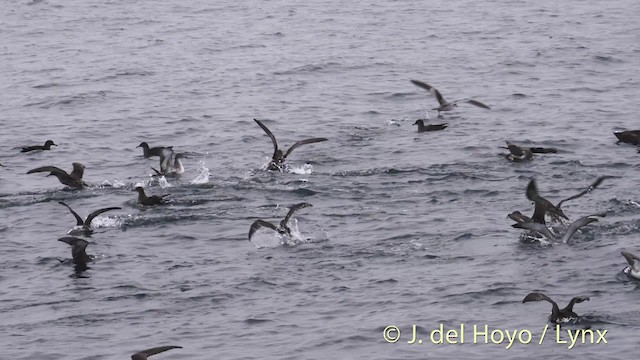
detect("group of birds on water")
[5,79,640,357]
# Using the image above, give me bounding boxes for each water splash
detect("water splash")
[288,163,314,175]
[191,158,210,184]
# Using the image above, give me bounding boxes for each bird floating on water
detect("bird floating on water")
[133,186,170,206]
[21,139,56,153]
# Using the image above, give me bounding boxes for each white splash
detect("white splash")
[158,176,172,188]
[287,163,314,175]
[191,159,210,184]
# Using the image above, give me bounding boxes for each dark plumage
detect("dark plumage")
[26,162,87,188]
[133,186,170,206]
[248,203,312,240]
[410,79,490,116]
[58,201,121,235]
[58,236,91,269]
[21,139,56,153]
[254,119,327,171]
[613,130,640,146]
[526,179,569,223]
[413,119,447,132]
[137,142,171,158]
[131,345,182,360]
[522,292,590,323]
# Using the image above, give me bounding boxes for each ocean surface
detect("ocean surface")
[1,0,639,359]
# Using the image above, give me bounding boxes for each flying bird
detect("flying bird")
[410,80,490,116]
[254,119,327,172]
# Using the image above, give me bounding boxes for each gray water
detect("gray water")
[1,0,639,359]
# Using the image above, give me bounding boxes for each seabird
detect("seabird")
[254,119,327,172]
[621,251,640,280]
[525,179,569,223]
[248,203,312,240]
[152,148,185,176]
[137,142,171,158]
[512,213,604,243]
[26,162,87,188]
[410,80,490,116]
[413,119,447,132]
[522,292,590,323]
[502,141,558,162]
[131,345,182,360]
[133,186,170,206]
[21,140,56,153]
[58,201,121,235]
[58,236,91,269]
[613,130,640,146]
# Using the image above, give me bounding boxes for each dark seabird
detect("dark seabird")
[152,148,185,176]
[522,292,590,323]
[504,141,533,162]
[512,213,604,243]
[254,119,327,172]
[502,141,558,162]
[410,80,490,116]
[137,142,171,158]
[21,140,56,153]
[58,201,121,235]
[621,251,640,280]
[133,186,170,206]
[58,236,91,269]
[413,119,447,132]
[26,162,87,188]
[613,130,640,146]
[526,179,569,223]
[248,203,312,240]
[131,345,182,360]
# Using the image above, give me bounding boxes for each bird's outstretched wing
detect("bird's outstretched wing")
[561,213,604,244]
[26,166,66,175]
[131,345,182,360]
[556,176,612,209]
[283,138,327,159]
[410,80,447,106]
[58,201,84,226]
[85,207,121,227]
[248,220,279,240]
[283,203,313,224]
[254,119,279,157]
